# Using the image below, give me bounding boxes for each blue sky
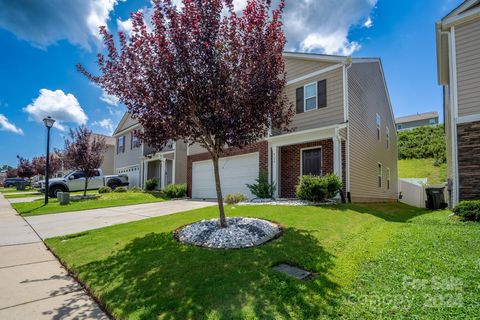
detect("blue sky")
[0,0,463,166]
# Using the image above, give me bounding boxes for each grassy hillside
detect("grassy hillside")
[398,158,447,184]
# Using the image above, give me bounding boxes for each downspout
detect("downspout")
[344,58,353,201]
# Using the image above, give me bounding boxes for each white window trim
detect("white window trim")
[304,82,317,112]
[300,146,323,177]
[376,113,381,141]
[386,126,390,149]
[377,162,383,188]
[387,167,391,190]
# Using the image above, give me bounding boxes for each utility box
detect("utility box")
[57,192,70,205]
[15,181,27,191]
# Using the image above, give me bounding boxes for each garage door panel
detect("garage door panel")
[192,153,259,199]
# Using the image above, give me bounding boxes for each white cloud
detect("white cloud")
[92,118,114,135]
[23,89,88,131]
[100,90,120,106]
[117,18,133,35]
[282,0,377,55]
[364,16,373,28]
[0,114,23,135]
[0,0,123,50]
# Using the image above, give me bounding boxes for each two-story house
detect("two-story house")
[112,113,188,189]
[395,112,439,131]
[436,0,480,205]
[187,52,398,202]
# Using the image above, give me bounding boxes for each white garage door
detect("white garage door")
[117,165,140,188]
[192,153,259,199]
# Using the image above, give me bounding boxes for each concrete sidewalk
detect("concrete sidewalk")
[8,196,43,204]
[0,194,107,320]
[26,199,215,239]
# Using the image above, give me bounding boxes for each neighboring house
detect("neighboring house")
[112,113,187,189]
[90,133,115,175]
[436,0,480,205]
[187,52,398,202]
[395,112,439,131]
[0,171,6,185]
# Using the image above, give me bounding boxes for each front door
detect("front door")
[301,148,322,176]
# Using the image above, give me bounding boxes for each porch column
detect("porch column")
[333,134,342,181]
[271,145,280,198]
[160,158,166,189]
[143,160,148,188]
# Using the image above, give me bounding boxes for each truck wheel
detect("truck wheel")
[49,186,66,198]
[108,181,119,190]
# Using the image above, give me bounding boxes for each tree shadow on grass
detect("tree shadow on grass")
[76,228,339,319]
[328,203,430,223]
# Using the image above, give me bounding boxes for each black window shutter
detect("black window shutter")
[296,87,304,114]
[317,80,327,108]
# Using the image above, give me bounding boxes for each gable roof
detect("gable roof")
[395,112,439,124]
[441,0,480,28]
[112,112,141,137]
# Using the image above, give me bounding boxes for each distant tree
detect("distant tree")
[64,127,107,196]
[6,168,17,178]
[32,151,63,177]
[78,0,292,227]
[398,125,446,166]
[16,156,35,180]
[1,164,13,171]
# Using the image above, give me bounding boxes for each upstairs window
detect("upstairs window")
[295,80,327,114]
[386,126,390,149]
[429,119,436,125]
[131,130,141,149]
[304,83,317,112]
[377,163,382,188]
[376,114,381,140]
[117,136,125,154]
[397,124,403,130]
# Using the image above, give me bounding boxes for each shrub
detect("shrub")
[398,125,446,166]
[295,174,342,202]
[129,186,143,193]
[453,201,480,222]
[98,186,112,194]
[162,183,187,198]
[113,186,128,193]
[224,193,248,205]
[145,178,159,191]
[246,171,276,199]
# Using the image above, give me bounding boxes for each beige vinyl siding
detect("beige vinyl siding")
[284,58,337,82]
[348,62,398,201]
[114,129,143,169]
[188,143,208,156]
[174,141,188,184]
[455,18,480,117]
[285,67,345,131]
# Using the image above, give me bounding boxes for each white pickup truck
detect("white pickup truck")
[38,169,129,197]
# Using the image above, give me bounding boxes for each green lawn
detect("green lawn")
[46,203,480,319]
[4,189,99,199]
[0,187,36,194]
[398,158,447,184]
[13,191,166,216]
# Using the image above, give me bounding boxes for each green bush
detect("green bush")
[113,186,128,193]
[295,174,342,202]
[145,178,159,191]
[98,186,112,194]
[246,171,276,199]
[398,125,446,166]
[224,193,248,205]
[129,186,143,193]
[453,201,480,222]
[162,183,187,198]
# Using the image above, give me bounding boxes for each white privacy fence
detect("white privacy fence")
[399,178,428,208]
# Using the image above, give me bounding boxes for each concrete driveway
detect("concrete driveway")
[0,194,107,319]
[26,199,215,239]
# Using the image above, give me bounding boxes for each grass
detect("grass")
[0,187,36,194]
[45,203,480,319]
[13,191,166,217]
[3,189,98,199]
[398,158,447,184]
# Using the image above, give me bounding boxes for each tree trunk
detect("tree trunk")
[212,155,227,227]
[83,177,89,197]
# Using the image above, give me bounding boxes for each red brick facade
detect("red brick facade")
[187,141,268,197]
[457,121,480,201]
[279,139,334,198]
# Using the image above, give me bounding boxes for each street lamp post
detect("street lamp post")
[43,116,55,205]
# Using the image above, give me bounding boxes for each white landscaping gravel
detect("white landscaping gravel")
[175,217,282,249]
[238,199,337,206]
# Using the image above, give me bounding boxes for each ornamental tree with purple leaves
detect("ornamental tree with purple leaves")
[63,127,107,196]
[78,0,293,227]
[16,156,35,180]
[32,151,63,177]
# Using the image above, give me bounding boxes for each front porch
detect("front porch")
[268,125,346,198]
[141,151,175,190]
